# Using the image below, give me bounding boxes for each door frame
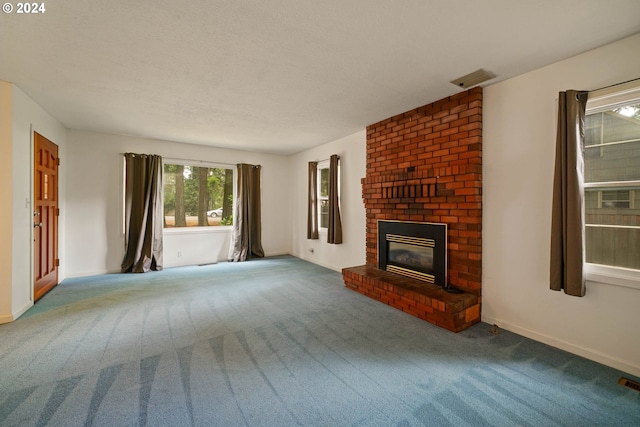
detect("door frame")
[32,129,59,302]
[30,126,35,303]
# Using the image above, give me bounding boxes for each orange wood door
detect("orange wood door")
[34,132,59,301]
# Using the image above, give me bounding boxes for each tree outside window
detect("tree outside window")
[163,163,233,227]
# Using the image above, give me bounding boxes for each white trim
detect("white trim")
[583,83,640,284]
[588,81,640,112]
[584,180,640,189]
[12,300,33,321]
[317,159,330,231]
[586,224,640,230]
[30,125,35,304]
[121,155,126,236]
[64,269,119,278]
[163,226,232,235]
[584,137,640,150]
[294,252,342,273]
[481,315,640,378]
[585,263,640,290]
[163,157,233,169]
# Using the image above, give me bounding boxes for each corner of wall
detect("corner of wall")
[8,83,67,321]
[0,81,14,319]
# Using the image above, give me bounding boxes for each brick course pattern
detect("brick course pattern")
[343,266,480,332]
[343,87,482,332]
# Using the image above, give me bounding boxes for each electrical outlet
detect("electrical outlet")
[177,251,183,258]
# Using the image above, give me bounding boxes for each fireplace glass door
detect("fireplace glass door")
[378,221,446,285]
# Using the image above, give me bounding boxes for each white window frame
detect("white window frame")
[162,158,236,234]
[584,81,640,290]
[317,160,330,231]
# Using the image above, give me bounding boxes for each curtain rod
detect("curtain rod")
[313,155,341,163]
[589,77,640,94]
[121,153,237,168]
[165,158,238,168]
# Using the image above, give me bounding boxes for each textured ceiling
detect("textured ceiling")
[2,1,640,154]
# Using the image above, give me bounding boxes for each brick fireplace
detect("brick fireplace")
[342,87,482,332]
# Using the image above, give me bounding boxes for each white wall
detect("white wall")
[0,82,13,322]
[289,130,367,271]
[483,33,640,377]
[0,82,67,323]
[7,31,639,379]
[65,130,291,277]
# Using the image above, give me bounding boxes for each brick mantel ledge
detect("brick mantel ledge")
[343,265,480,333]
[362,163,482,185]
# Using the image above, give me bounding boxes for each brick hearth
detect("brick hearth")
[343,87,482,332]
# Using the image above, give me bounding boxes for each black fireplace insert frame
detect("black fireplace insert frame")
[378,220,447,286]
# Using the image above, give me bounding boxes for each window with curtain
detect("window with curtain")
[121,153,163,273]
[307,155,342,243]
[162,161,234,228]
[584,83,640,287]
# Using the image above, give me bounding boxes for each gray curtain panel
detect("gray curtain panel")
[550,90,588,296]
[121,153,163,273]
[307,161,319,239]
[327,154,343,244]
[229,163,265,262]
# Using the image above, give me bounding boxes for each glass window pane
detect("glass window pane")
[584,105,640,183]
[585,99,640,271]
[163,164,233,228]
[586,227,640,270]
[320,168,329,197]
[320,199,329,228]
[585,188,640,270]
[584,113,602,147]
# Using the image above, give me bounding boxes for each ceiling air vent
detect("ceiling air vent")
[450,69,496,89]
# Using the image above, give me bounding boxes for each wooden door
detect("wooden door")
[34,132,59,301]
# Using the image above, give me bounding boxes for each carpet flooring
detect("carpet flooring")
[1,255,638,426]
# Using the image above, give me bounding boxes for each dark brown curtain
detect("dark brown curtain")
[307,161,319,239]
[327,154,343,244]
[550,90,588,296]
[121,153,163,273]
[229,163,265,262]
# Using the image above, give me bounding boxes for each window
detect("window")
[318,162,329,229]
[163,162,234,228]
[601,189,632,209]
[584,88,640,276]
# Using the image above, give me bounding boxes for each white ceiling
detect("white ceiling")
[2,1,640,155]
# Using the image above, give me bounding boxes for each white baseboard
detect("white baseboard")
[67,254,295,277]
[264,251,292,258]
[12,300,33,321]
[292,252,342,273]
[0,300,34,324]
[482,315,640,378]
[64,269,114,279]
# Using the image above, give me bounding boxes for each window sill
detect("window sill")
[585,263,640,291]
[163,226,232,236]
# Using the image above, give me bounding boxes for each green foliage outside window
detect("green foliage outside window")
[319,166,329,229]
[163,164,233,227]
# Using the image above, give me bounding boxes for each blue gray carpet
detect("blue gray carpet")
[1,256,638,426]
